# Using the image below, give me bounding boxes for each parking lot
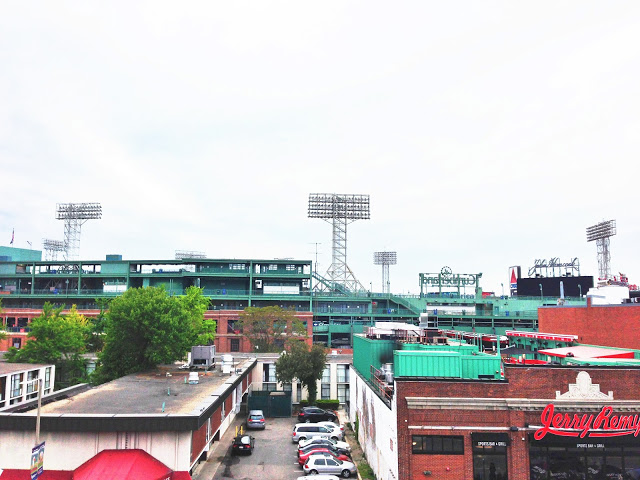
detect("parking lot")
[201,416,337,480]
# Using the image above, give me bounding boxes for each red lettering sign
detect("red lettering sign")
[535,404,640,440]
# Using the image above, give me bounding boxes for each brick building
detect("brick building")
[349,329,640,480]
[538,299,640,350]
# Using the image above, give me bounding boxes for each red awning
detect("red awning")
[0,450,191,480]
[0,471,72,480]
[73,450,178,480]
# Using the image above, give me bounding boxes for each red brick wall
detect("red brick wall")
[224,394,233,417]
[395,366,640,479]
[538,303,640,350]
[208,310,313,353]
[190,421,208,464]
[211,406,221,434]
[1,307,314,353]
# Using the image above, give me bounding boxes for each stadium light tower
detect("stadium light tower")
[308,193,370,292]
[56,203,102,261]
[586,219,616,282]
[42,239,66,261]
[175,250,207,260]
[374,251,397,295]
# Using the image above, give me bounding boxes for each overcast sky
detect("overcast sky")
[1,2,639,295]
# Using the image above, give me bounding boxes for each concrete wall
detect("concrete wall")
[350,370,398,480]
[0,430,193,471]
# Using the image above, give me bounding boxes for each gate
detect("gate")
[248,389,292,418]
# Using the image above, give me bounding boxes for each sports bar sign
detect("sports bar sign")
[534,404,640,440]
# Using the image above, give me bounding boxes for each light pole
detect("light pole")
[539,284,543,300]
[65,279,69,296]
[578,284,582,297]
[501,283,504,297]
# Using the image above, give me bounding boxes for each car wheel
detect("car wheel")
[299,437,306,442]
[305,418,311,423]
[309,470,318,475]
[331,436,339,441]
[341,469,351,478]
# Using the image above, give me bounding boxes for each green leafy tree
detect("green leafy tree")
[86,297,110,352]
[5,302,89,388]
[275,340,327,404]
[237,306,307,353]
[97,286,213,382]
[0,298,6,342]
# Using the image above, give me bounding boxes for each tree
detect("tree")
[0,298,6,342]
[86,297,110,352]
[237,306,307,353]
[5,302,89,388]
[275,340,327,404]
[97,286,214,382]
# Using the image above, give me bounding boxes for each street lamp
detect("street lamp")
[65,279,69,296]
[501,283,504,297]
[539,284,543,300]
[578,284,582,298]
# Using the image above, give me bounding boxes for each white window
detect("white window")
[321,366,331,399]
[337,364,349,383]
[263,363,277,391]
[10,374,22,398]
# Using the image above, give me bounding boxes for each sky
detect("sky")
[1,2,639,296]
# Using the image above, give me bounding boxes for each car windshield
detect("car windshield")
[240,437,250,444]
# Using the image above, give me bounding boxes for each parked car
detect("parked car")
[315,422,345,440]
[292,423,342,443]
[303,453,357,477]
[296,476,339,480]
[298,406,338,423]
[298,448,350,466]
[299,443,350,458]
[246,410,266,429]
[298,436,351,452]
[317,421,344,433]
[231,434,255,455]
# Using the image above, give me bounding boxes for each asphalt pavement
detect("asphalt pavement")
[191,410,359,480]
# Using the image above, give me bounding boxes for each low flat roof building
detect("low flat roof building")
[0,358,256,476]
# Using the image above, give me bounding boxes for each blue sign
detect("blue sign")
[30,441,45,480]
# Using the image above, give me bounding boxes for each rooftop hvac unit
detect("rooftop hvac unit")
[382,363,394,384]
[190,345,216,370]
[221,354,233,374]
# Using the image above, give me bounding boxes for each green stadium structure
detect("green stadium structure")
[0,247,587,351]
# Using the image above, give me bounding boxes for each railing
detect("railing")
[370,365,393,407]
[5,327,31,333]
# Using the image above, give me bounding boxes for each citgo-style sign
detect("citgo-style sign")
[534,404,640,440]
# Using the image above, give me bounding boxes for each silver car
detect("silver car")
[246,410,265,429]
[303,453,357,478]
[296,476,339,480]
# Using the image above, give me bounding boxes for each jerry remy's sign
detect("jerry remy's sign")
[535,404,640,440]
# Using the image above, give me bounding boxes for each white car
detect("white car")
[298,436,351,452]
[317,421,345,433]
[303,454,357,477]
[296,476,339,480]
[316,422,345,440]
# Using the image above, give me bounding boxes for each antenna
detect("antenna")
[308,193,370,292]
[42,239,66,261]
[308,242,322,274]
[56,203,102,261]
[373,251,397,294]
[175,250,207,260]
[586,219,616,282]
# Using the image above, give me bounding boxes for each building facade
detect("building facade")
[349,330,640,480]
